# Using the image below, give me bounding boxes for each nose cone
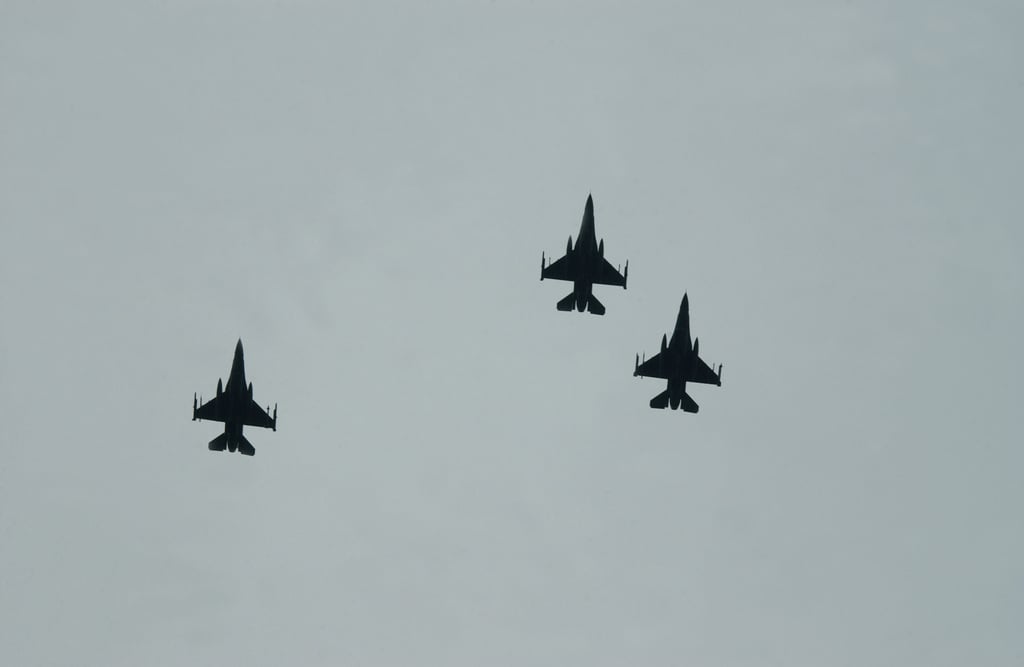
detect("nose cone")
[581,194,595,235]
[682,293,689,311]
[235,339,244,357]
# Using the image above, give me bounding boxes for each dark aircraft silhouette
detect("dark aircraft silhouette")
[540,194,628,315]
[192,339,277,456]
[634,294,723,412]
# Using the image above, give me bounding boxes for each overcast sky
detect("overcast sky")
[2,1,1022,665]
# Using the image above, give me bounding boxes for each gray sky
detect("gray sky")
[2,1,1022,665]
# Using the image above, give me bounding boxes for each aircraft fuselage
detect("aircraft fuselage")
[662,297,697,408]
[569,203,604,309]
[219,342,250,450]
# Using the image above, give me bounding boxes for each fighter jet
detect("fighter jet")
[540,194,628,315]
[634,294,723,412]
[192,339,277,456]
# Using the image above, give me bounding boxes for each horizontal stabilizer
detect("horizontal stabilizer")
[586,294,605,316]
[556,293,575,312]
[208,433,228,452]
[679,392,699,413]
[650,390,670,409]
[238,435,255,457]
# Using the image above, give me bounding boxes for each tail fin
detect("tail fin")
[649,390,670,409]
[237,435,255,457]
[586,294,605,316]
[650,390,699,412]
[208,433,228,451]
[556,293,575,312]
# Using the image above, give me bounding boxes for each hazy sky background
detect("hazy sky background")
[2,1,1022,665]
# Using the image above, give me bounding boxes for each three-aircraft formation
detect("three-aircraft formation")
[193,194,722,455]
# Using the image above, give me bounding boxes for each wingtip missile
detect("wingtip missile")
[541,251,545,280]
[192,393,197,421]
[273,403,278,431]
[634,353,639,376]
[624,260,628,289]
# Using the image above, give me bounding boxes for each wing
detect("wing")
[243,399,276,429]
[593,256,627,287]
[635,351,668,379]
[195,394,227,422]
[541,253,575,282]
[689,356,721,385]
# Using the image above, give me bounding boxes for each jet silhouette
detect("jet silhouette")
[193,339,277,456]
[541,194,628,315]
[634,294,723,412]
